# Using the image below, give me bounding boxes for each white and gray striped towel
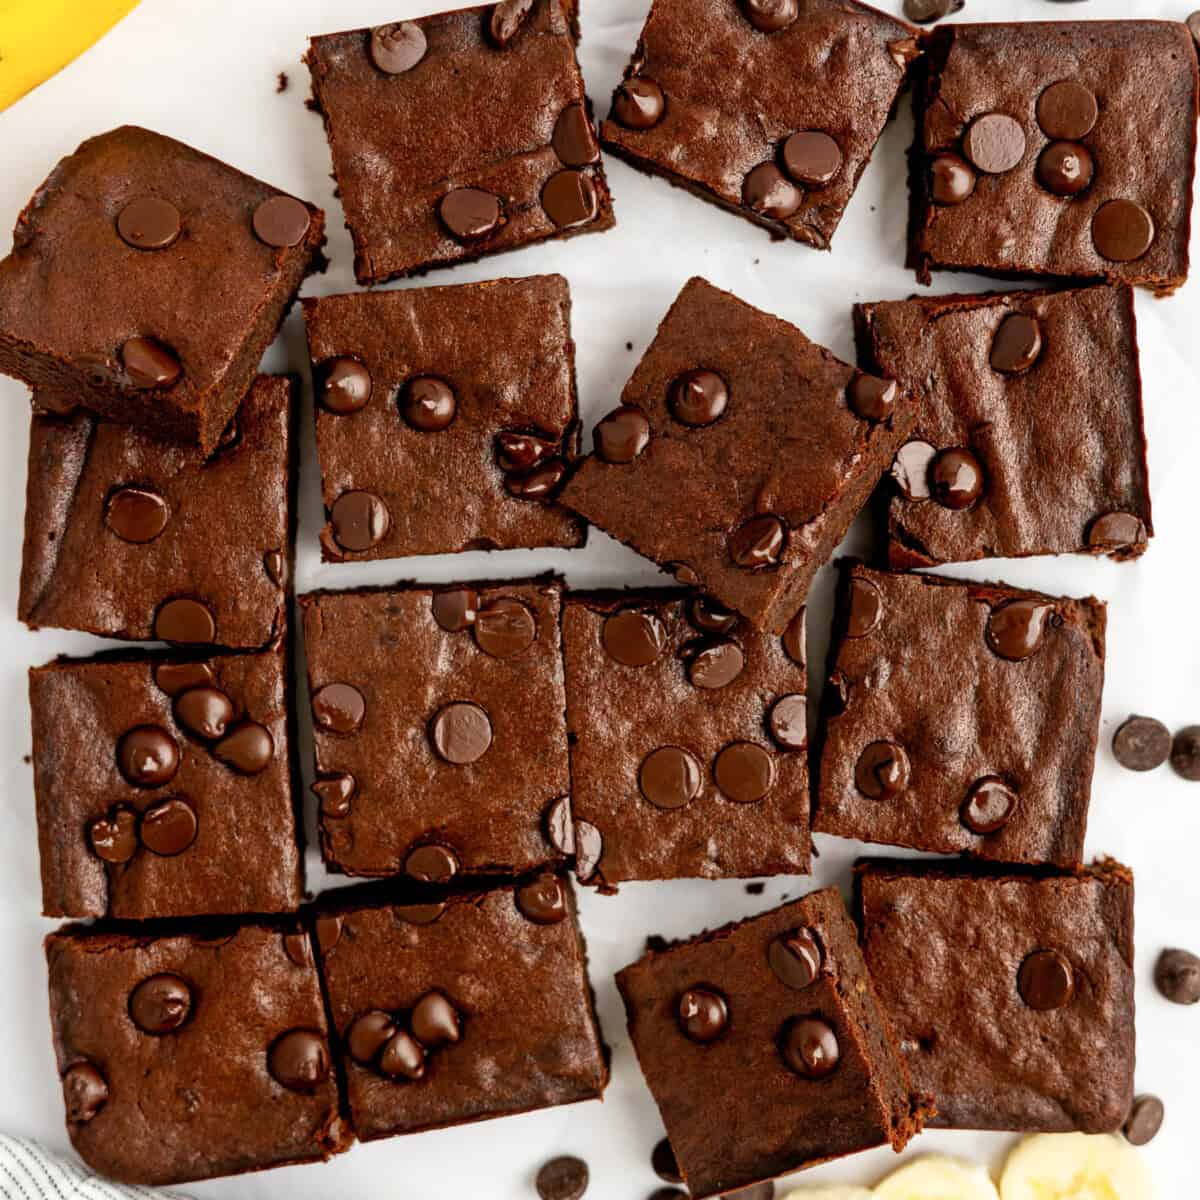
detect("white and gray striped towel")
[0,1136,190,1200]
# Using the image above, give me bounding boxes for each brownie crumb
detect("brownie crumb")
[626,341,633,351]
[276,71,289,94]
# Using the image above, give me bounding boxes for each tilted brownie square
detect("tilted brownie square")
[0,126,324,451]
[856,858,1135,1133]
[560,277,917,632]
[600,0,917,249]
[857,285,1152,568]
[616,887,930,1199]
[299,578,569,882]
[21,374,293,649]
[305,1,614,284]
[45,921,349,1186]
[29,646,302,920]
[562,589,809,887]
[302,276,584,562]
[313,878,607,1140]
[813,563,1105,868]
[909,21,1198,294]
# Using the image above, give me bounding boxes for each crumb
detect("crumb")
[276,71,289,94]
[305,96,322,113]
[645,934,670,954]
[745,881,765,895]
[753,258,760,265]
[22,754,31,765]
[811,841,820,859]
[869,204,876,212]
[626,341,633,351]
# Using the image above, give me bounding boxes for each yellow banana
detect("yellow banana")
[0,0,140,112]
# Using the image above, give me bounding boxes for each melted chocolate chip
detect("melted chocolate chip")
[173,685,234,741]
[594,405,651,462]
[729,514,786,569]
[117,197,181,250]
[782,609,805,665]
[847,372,898,422]
[63,1062,108,1123]
[846,577,883,638]
[330,491,390,552]
[536,1156,589,1200]
[405,843,459,884]
[743,163,802,220]
[929,152,977,205]
[379,1030,426,1080]
[432,588,479,632]
[214,721,274,774]
[714,741,776,803]
[546,795,576,855]
[252,196,312,248]
[639,746,703,810]
[742,0,798,33]
[269,1030,331,1090]
[768,927,822,989]
[1087,511,1147,552]
[154,661,215,696]
[602,609,666,667]
[990,314,1042,374]
[855,740,909,800]
[505,458,566,500]
[689,640,745,689]
[1112,716,1171,772]
[121,336,182,388]
[411,992,461,1048]
[489,0,534,47]
[516,873,568,925]
[105,486,169,543]
[961,776,1019,835]
[962,113,1026,174]
[313,772,357,818]
[320,358,372,414]
[1170,726,1200,781]
[117,725,180,787]
[431,702,493,765]
[1155,948,1200,1005]
[781,1017,839,1077]
[677,987,728,1042]
[574,820,603,882]
[1092,200,1155,263]
[1036,80,1098,140]
[1018,949,1074,1010]
[129,973,193,1034]
[613,77,665,129]
[140,797,198,856]
[495,431,556,472]
[1037,141,1094,197]
[369,21,426,73]
[154,597,216,644]
[768,694,807,751]
[312,682,366,734]
[669,369,728,426]
[439,188,501,240]
[347,1010,397,1065]
[553,103,600,166]
[929,446,984,510]
[688,595,738,635]
[88,805,139,863]
[985,599,1052,661]
[474,597,537,658]
[542,169,599,229]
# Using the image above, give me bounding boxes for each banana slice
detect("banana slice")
[780,1188,873,1200]
[999,1133,1152,1200]
[873,1155,1001,1200]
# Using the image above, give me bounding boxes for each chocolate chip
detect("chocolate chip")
[129,973,193,1034]
[63,1062,108,1123]
[985,599,1052,661]
[929,446,984,510]
[1155,948,1200,1004]
[855,740,909,800]
[395,901,447,925]
[677,987,728,1042]
[768,928,822,989]
[961,776,1019,835]
[613,77,665,129]
[743,163,802,220]
[990,314,1042,374]
[311,682,366,735]
[121,336,182,388]
[1112,716,1171,772]
[1018,949,1074,1010]
[594,405,651,462]
[688,595,738,635]
[847,372,897,421]
[489,0,534,47]
[962,113,1026,174]
[546,796,576,855]
[252,196,312,248]
[553,103,599,166]
[669,369,728,426]
[88,805,139,863]
[651,1138,682,1184]
[400,376,457,431]
[411,991,461,1047]
[536,1156,589,1200]
[405,843,459,884]
[1124,1095,1164,1147]
[117,725,180,787]
[116,197,181,250]
[768,694,807,751]
[313,772,356,818]
[542,169,599,229]
[574,820,603,882]
[782,131,842,186]
[330,491,390,552]
[103,485,169,543]
[154,661,215,696]
[1036,80,1098,140]
[320,358,372,414]
[782,609,805,665]
[439,188,502,240]
[474,597,537,658]
[264,550,286,588]
[1087,511,1147,553]
[314,916,343,953]
[432,588,479,632]
[1170,726,1200,781]
[846,576,883,638]
[929,153,977,205]
[1092,200,1155,262]
[714,741,776,803]
[729,514,786,569]
[505,458,566,501]
[379,1030,426,1080]
[780,1017,839,1077]
[742,0,798,33]
[496,431,556,472]
[283,933,313,968]
[602,610,666,667]
[689,640,744,689]
[431,701,493,764]
[903,0,963,22]
[347,1010,397,1065]
[214,721,274,774]
[516,873,568,925]
[369,21,426,73]
[1037,141,1094,197]
[269,1029,331,1091]
[140,797,198,856]
[173,686,234,741]
[154,597,216,644]
[639,746,703,810]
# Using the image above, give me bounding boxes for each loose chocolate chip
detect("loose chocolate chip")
[1036,80,1098,140]
[283,933,313,969]
[63,1062,108,1124]
[347,1010,397,1065]
[117,725,180,787]
[264,550,286,588]
[962,113,1026,174]
[669,368,729,426]
[103,483,172,544]
[594,405,651,462]
[780,1017,839,1078]
[320,358,372,414]
[173,686,234,741]
[602,610,666,667]
[316,915,343,952]
[474,597,537,658]
[855,740,909,800]
[379,1030,426,1080]
[903,0,963,22]
[369,21,426,73]
[714,741,776,803]
[782,609,806,666]
[1018,949,1074,1010]
[542,169,599,229]
[688,595,738,635]
[677,987,728,1042]
[252,196,311,248]
[929,153,977,205]
[121,336,182,388]
[961,776,1019,835]
[846,577,883,638]
[411,991,461,1047]
[439,188,502,240]
[546,796,576,855]
[743,163,802,220]
[154,597,217,644]
[400,376,457,431]
[269,1029,331,1091]
[742,0,799,33]
[330,491,390,552]
[405,843,459,884]
[689,640,745,689]
[313,772,357,818]
[432,588,479,632]
[613,77,665,129]
[88,805,139,863]
[640,746,703,810]
[768,927,823,989]
[140,797,198,856]
[1155,948,1200,1004]
[768,694,807,751]
[117,197,181,250]
[985,599,1052,661]
[154,661,215,696]
[505,458,566,500]
[729,514,786,569]
[574,820,603,882]
[1092,199,1155,263]
[991,313,1042,374]
[536,1156,589,1200]
[1037,141,1094,197]
[129,973,193,1034]
[495,431,556,472]
[847,372,897,422]
[489,0,534,47]
[1112,716,1171,772]
[311,682,366,734]
[517,874,569,925]
[782,131,842,186]
[1124,1095,1164,1147]
[1087,511,1147,553]
[929,446,984,510]
[431,702,493,765]
[652,1138,683,1184]
[553,103,600,166]
[395,902,447,925]
[214,721,274,775]
[1170,726,1200,781]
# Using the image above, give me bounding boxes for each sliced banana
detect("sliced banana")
[873,1154,1001,1200]
[780,1188,873,1200]
[999,1133,1152,1200]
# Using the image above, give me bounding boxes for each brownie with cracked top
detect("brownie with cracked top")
[856,858,1135,1133]
[304,0,614,284]
[813,562,1105,868]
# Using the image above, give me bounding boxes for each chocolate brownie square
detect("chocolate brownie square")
[299,578,569,881]
[600,0,917,249]
[616,887,929,1199]
[856,858,1135,1133]
[858,285,1152,568]
[561,590,809,886]
[0,126,324,451]
[45,921,349,1186]
[559,277,916,632]
[302,276,584,562]
[313,878,607,1140]
[910,21,1199,294]
[304,1,614,284]
[20,374,293,648]
[29,646,301,920]
[813,563,1105,868]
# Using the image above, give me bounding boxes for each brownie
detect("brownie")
[561,589,809,886]
[856,285,1152,568]
[45,921,349,1185]
[855,858,1135,1133]
[20,374,293,648]
[299,577,569,881]
[302,276,584,562]
[599,0,917,249]
[559,277,916,633]
[910,21,1199,295]
[0,126,324,451]
[313,878,608,1140]
[616,887,929,1199]
[813,563,1105,868]
[29,646,302,920]
[304,1,614,284]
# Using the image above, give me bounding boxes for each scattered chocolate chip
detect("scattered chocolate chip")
[506,458,566,500]
[1037,141,1094,197]
[782,609,805,665]
[496,431,556,472]
[780,1017,839,1077]
[1092,200,1155,263]
[990,313,1042,374]
[669,369,728,426]
[929,446,984,510]
[985,599,1052,662]
[517,874,569,925]
[411,991,461,1047]
[154,661,215,697]
[117,725,180,787]
[116,197,181,250]
[320,358,372,414]
[782,130,842,186]
[347,1010,397,1065]
[474,597,537,658]
[313,772,357,818]
[742,0,799,33]
[432,588,479,632]
[640,746,703,810]
[154,597,216,644]
[311,682,366,734]
[855,740,909,800]
[768,927,823,989]
[1036,80,1098,140]
[846,576,883,638]
[121,336,182,388]
[542,169,599,229]
[1018,949,1074,1010]
[677,987,728,1042]
[689,640,745,689]
[574,820,603,882]
[173,685,234,741]
[63,1062,108,1124]
[431,701,493,765]
[594,405,651,463]
[140,797,198,856]
[903,0,963,22]
[405,843,459,884]
[536,1156,589,1200]
[129,973,193,1034]
[369,21,426,74]
[88,805,138,863]
[1086,511,1147,553]
[743,162,802,220]
[379,1030,426,1080]
[963,113,1026,174]
[1112,716,1171,772]
[729,514,786,569]
[553,103,600,166]
[1124,1095,1164,1147]
[269,1029,331,1090]
[1155,948,1200,1004]
[603,610,666,667]
[252,196,311,248]
[439,188,502,240]
[929,153,977,205]
[613,77,665,129]
[768,694,807,751]
[847,372,897,422]
[330,491,390,552]
[688,595,738,635]
[651,1138,682,1184]
[714,741,776,803]
[1170,726,1200,781]
[214,721,274,775]
[489,0,534,47]
[961,776,1019,835]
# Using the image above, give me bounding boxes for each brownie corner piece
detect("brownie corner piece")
[599,0,917,249]
[304,1,613,284]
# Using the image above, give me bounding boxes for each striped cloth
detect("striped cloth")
[0,1136,191,1200]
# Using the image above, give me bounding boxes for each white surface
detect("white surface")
[0,1,1195,1197]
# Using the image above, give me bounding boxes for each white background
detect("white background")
[0,1,1197,1196]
